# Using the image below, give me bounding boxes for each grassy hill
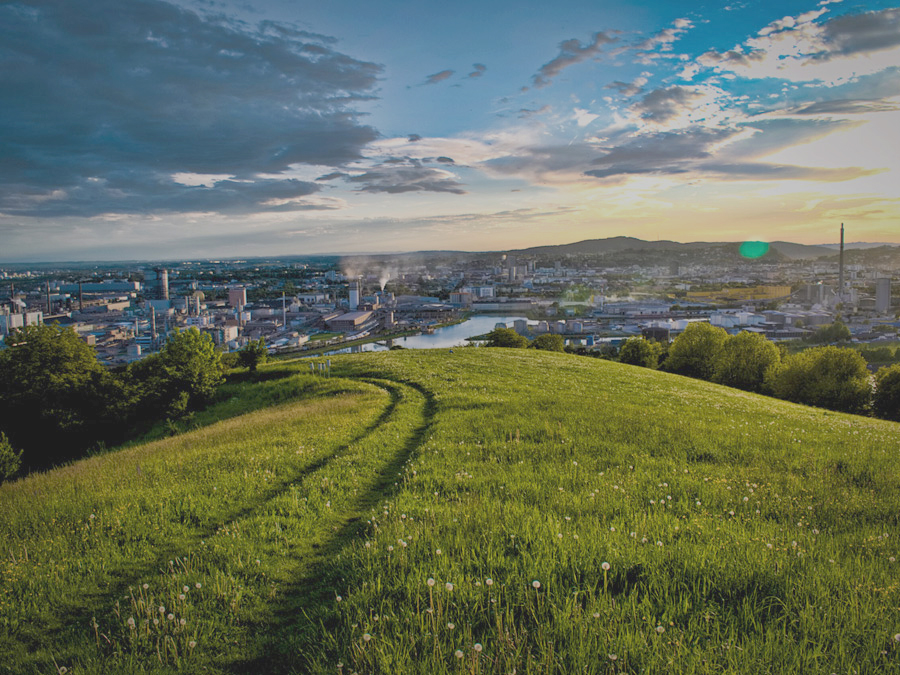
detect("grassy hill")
[1,350,899,674]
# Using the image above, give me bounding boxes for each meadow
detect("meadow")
[1,349,898,674]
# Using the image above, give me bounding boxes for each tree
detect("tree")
[618,337,662,369]
[712,331,781,393]
[767,346,871,414]
[873,364,900,421]
[128,328,224,418]
[484,327,528,348]
[529,334,565,352]
[238,338,268,372]
[0,432,22,481]
[806,320,851,344]
[0,325,121,466]
[663,322,728,380]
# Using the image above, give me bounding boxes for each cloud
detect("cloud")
[344,159,466,194]
[0,0,381,217]
[630,86,706,123]
[698,6,900,84]
[792,98,900,115]
[467,63,487,78]
[636,18,694,52]
[518,105,552,118]
[424,69,455,85]
[532,32,618,88]
[407,134,423,142]
[435,156,456,164]
[605,75,649,97]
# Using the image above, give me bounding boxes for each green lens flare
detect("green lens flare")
[739,241,770,259]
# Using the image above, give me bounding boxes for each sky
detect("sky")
[1,0,899,261]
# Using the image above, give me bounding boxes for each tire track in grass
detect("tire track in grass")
[13,385,394,673]
[222,377,436,674]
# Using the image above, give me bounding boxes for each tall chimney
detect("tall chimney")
[46,280,52,314]
[838,223,845,299]
[78,281,84,311]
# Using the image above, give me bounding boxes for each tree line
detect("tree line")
[0,325,267,479]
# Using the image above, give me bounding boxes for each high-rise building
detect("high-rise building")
[876,278,892,313]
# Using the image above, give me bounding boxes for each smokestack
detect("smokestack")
[78,282,84,311]
[46,281,52,314]
[838,223,845,298]
[282,291,287,327]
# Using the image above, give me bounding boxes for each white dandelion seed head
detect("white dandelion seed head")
[485,578,493,586]
[180,618,186,626]
[195,583,202,589]
[167,613,174,621]
[455,650,464,659]
[189,640,197,649]
[474,643,483,652]
[447,623,455,630]
[445,582,454,591]
[656,625,665,634]
[601,562,610,571]
[127,617,135,628]
[427,578,435,587]
[183,586,189,593]
[532,580,541,589]
[159,606,165,614]
[363,633,372,642]
[142,583,149,590]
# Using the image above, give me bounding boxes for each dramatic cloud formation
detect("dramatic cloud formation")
[532,32,618,88]
[0,0,381,217]
[697,6,900,84]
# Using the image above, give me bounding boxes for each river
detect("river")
[317,314,534,355]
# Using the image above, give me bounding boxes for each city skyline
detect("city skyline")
[2,0,899,262]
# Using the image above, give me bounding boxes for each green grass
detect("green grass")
[1,349,899,674]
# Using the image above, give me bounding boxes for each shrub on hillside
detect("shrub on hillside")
[0,432,22,481]
[618,337,662,369]
[128,328,225,418]
[712,331,781,393]
[767,346,871,414]
[873,364,900,421]
[663,322,728,380]
[805,320,851,344]
[239,338,268,371]
[485,327,528,348]
[529,334,565,352]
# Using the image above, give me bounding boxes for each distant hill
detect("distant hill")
[504,236,891,261]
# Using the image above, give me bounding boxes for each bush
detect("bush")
[238,338,268,371]
[873,364,900,421]
[0,432,22,481]
[806,321,851,344]
[712,331,781,393]
[767,346,872,414]
[664,323,728,380]
[619,337,661,369]
[529,334,565,352]
[128,328,225,418]
[485,327,528,349]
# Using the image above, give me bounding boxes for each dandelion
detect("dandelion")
[656,541,663,547]
[447,623,455,630]
[180,618,186,626]
[608,654,618,661]
[183,585,189,593]
[336,595,343,602]
[127,617,135,629]
[894,633,900,642]
[387,546,394,551]
[142,583,149,590]
[195,583,202,589]
[167,613,174,621]
[153,618,160,625]
[189,641,197,649]
[557,534,563,539]
[436,549,442,555]
[179,594,185,601]
[485,578,493,586]
[601,562,611,571]
[255,559,261,565]
[474,643,483,653]
[427,578,435,587]
[159,606,166,614]
[445,582,454,591]
[455,650,464,659]
[532,580,541,589]
[656,626,665,634]
[593,612,600,619]
[363,633,372,642]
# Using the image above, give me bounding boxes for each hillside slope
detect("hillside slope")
[1,350,899,674]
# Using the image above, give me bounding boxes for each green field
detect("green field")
[2,350,899,674]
